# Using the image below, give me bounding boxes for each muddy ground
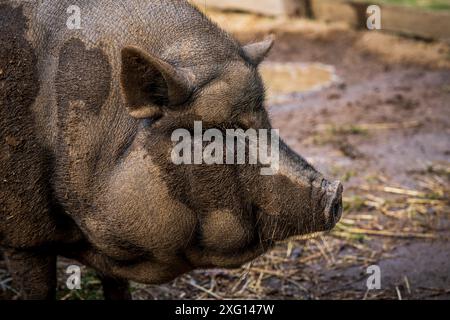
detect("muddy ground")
[1,14,449,300]
[264,31,450,299]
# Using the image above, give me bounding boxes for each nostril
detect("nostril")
[329,182,343,222]
[331,201,339,217]
[323,180,344,225]
[331,200,342,220]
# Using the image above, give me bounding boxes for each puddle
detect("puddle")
[260,62,339,104]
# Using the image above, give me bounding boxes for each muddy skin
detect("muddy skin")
[0,0,342,299]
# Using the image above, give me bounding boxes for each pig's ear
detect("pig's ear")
[242,36,274,66]
[120,46,194,119]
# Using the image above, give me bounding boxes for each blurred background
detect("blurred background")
[1,0,449,300]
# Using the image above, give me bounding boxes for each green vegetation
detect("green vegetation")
[375,0,450,11]
[56,269,103,300]
[328,125,368,136]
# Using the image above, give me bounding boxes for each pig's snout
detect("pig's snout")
[324,181,343,226]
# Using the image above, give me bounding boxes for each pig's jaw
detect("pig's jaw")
[185,243,270,269]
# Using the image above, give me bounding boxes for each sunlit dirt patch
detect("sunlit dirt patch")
[260,62,339,104]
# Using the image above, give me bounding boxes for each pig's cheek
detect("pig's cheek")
[144,203,198,252]
[201,210,250,251]
[92,150,198,254]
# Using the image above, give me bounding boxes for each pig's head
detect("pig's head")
[93,38,342,282]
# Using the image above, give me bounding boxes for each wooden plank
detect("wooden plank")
[190,0,303,16]
[310,0,359,27]
[311,0,450,42]
[192,0,450,42]
[381,5,450,42]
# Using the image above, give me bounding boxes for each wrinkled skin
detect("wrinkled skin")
[0,0,343,299]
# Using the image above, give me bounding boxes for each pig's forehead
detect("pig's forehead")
[217,63,265,111]
[219,61,260,88]
[192,62,264,119]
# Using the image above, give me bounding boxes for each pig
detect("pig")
[0,0,343,300]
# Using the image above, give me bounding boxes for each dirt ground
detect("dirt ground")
[264,31,450,299]
[1,13,449,300]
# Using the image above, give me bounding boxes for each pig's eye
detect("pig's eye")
[236,122,250,131]
[143,113,163,127]
[238,115,257,130]
[238,120,258,131]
